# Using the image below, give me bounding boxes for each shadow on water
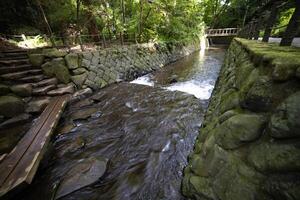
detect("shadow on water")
[19,48,225,200]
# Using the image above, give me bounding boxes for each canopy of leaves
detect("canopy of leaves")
[0,0,204,43]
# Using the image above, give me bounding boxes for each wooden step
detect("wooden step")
[18,74,45,83]
[0,64,38,74]
[0,69,42,80]
[0,95,69,198]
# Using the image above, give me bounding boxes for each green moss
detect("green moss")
[235,38,300,69]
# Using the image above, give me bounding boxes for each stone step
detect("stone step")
[47,84,74,96]
[0,64,39,74]
[32,78,58,88]
[0,55,28,61]
[18,74,45,83]
[0,69,43,80]
[0,59,29,66]
[26,97,52,113]
[32,85,56,96]
[0,49,28,53]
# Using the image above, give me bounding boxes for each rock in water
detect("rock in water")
[55,157,108,199]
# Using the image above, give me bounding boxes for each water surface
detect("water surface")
[20,48,225,200]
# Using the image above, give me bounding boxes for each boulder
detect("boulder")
[65,53,79,69]
[54,64,71,84]
[55,157,108,199]
[71,74,87,88]
[213,157,266,200]
[241,76,273,112]
[72,67,87,75]
[28,54,45,67]
[71,107,98,120]
[72,88,93,101]
[0,96,25,117]
[215,114,266,150]
[41,61,55,76]
[185,175,215,199]
[0,113,31,129]
[52,57,66,66]
[269,91,300,139]
[248,141,300,172]
[10,84,32,97]
[0,84,10,95]
[41,59,70,83]
[296,67,300,79]
[272,64,296,82]
[26,97,51,113]
[47,84,74,96]
[56,123,76,135]
[43,48,67,58]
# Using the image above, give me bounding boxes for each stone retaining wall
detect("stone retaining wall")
[34,40,201,90]
[182,38,300,200]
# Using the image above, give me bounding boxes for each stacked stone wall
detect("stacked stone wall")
[183,38,300,200]
[37,40,201,90]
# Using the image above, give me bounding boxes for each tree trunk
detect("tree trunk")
[36,0,55,46]
[280,2,300,46]
[138,0,143,42]
[242,5,249,28]
[88,17,100,42]
[121,0,125,45]
[76,0,81,46]
[82,0,100,42]
[253,20,262,40]
[76,0,81,30]
[262,4,279,42]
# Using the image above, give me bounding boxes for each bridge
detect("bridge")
[205,28,240,37]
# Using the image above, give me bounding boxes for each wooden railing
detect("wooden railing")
[205,28,240,37]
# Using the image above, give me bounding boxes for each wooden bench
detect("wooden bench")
[0,95,69,198]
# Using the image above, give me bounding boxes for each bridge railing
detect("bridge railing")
[205,28,240,37]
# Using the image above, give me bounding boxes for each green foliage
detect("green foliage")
[0,0,205,43]
[272,8,295,36]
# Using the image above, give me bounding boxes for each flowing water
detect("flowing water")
[20,48,225,200]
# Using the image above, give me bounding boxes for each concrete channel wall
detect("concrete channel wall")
[183,38,300,200]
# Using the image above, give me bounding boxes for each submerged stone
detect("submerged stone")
[55,157,108,199]
[71,107,98,120]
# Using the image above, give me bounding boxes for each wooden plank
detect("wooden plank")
[0,98,58,186]
[0,95,69,197]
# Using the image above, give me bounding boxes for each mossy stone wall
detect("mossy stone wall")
[34,40,201,90]
[182,38,300,200]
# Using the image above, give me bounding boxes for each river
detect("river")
[19,47,225,200]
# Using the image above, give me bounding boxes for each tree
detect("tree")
[280,0,300,46]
